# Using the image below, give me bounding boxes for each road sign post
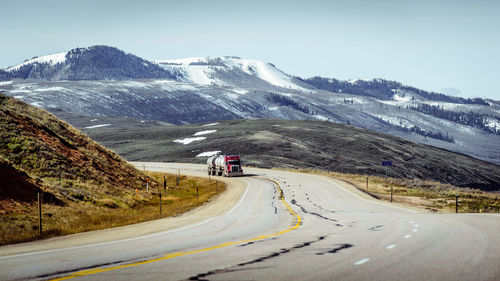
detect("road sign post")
[382,161,392,180]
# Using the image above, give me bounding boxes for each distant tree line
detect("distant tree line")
[410,103,499,135]
[299,76,489,105]
[267,93,311,114]
[189,57,225,67]
[407,125,454,142]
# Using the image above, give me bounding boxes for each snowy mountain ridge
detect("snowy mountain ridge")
[2,49,308,91]
[154,56,309,91]
[1,45,499,165]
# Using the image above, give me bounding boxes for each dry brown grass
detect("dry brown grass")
[0,172,225,246]
[273,167,500,213]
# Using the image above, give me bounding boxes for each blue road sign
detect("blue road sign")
[382,161,392,166]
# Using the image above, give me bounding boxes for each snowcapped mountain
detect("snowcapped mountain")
[0,46,175,81]
[1,45,499,166]
[155,56,312,91]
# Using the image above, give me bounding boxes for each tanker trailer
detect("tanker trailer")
[207,154,219,176]
[208,154,243,177]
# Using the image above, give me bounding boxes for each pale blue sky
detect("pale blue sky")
[1,0,499,99]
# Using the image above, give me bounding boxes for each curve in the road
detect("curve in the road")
[50,178,301,281]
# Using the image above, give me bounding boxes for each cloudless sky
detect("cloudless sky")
[1,0,499,99]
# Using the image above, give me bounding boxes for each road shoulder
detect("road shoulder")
[0,166,245,257]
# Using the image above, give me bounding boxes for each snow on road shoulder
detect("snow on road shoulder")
[194,130,217,136]
[196,151,221,157]
[173,137,206,145]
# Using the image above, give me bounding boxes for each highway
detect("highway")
[1,163,499,281]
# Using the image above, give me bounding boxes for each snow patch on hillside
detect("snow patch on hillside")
[196,151,221,157]
[315,115,329,121]
[194,130,216,136]
[173,137,206,145]
[85,124,111,129]
[203,123,219,126]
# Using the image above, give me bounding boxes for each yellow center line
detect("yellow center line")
[50,177,301,281]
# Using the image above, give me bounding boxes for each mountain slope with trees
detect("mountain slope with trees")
[1,46,177,81]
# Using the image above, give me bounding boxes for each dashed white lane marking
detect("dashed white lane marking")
[409,220,414,224]
[404,234,412,238]
[354,258,370,265]
[386,244,396,249]
[412,229,418,232]
[414,224,419,227]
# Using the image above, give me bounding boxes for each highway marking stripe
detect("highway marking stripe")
[412,229,418,232]
[50,178,301,281]
[386,244,396,249]
[404,234,411,238]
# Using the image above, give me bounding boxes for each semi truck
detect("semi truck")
[207,154,243,177]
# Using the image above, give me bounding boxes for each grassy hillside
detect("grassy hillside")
[0,94,224,245]
[0,94,150,209]
[84,119,500,191]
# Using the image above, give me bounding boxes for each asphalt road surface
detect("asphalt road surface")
[1,163,499,281]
